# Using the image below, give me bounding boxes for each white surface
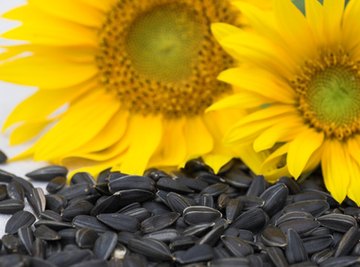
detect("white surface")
[0,1,49,237]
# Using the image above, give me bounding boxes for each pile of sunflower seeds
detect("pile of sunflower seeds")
[0,158,359,267]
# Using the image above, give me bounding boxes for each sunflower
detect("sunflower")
[0,0,249,176]
[210,0,360,204]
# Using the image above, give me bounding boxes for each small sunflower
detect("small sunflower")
[0,0,246,176]
[210,0,360,204]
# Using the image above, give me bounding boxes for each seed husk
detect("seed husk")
[166,192,192,214]
[260,225,287,247]
[34,225,61,241]
[35,219,72,231]
[266,247,289,267]
[225,198,243,223]
[71,172,96,185]
[221,236,254,257]
[7,181,24,202]
[47,249,93,266]
[27,188,46,217]
[200,183,229,197]
[40,210,62,221]
[5,210,36,234]
[108,175,155,193]
[72,215,110,233]
[232,208,268,232]
[128,238,174,261]
[97,213,139,232]
[176,244,214,264]
[62,200,94,221]
[2,234,20,253]
[45,194,67,213]
[141,212,179,233]
[144,228,179,243]
[260,183,288,216]
[209,257,250,267]
[93,231,118,260]
[335,226,360,257]
[283,199,330,217]
[317,213,357,233]
[157,177,194,194]
[0,199,24,214]
[246,175,267,197]
[0,150,7,163]
[46,176,66,194]
[183,206,222,225]
[0,184,7,201]
[18,227,34,255]
[26,165,68,182]
[69,259,108,267]
[285,229,308,264]
[319,256,360,267]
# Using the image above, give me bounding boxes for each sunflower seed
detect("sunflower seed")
[71,172,96,185]
[318,213,357,233]
[62,200,94,221]
[93,231,118,260]
[5,210,36,234]
[45,194,66,213]
[31,238,45,258]
[246,175,267,197]
[2,234,20,253]
[97,213,139,232]
[0,150,7,163]
[285,229,308,264]
[266,247,288,267]
[0,199,24,214]
[121,207,151,222]
[128,238,173,261]
[18,227,34,255]
[0,254,26,267]
[141,212,179,233]
[260,226,287,247]
[198,194,215,208]
[144,228,179,242]
[278,218,320,236]
[183,206,222,225]
[30,257,57,267]
[283,199,329,217]
[35,219,72,231]
[301,234,333,255]
[237,195,264,210]
[260,183,288,216]
[176,244,214,264]
[90,194,123,216]
[311,248,334,264]
[69,259,108,267]
[166,192,192,213]
[157,177,194,194]
[59,183,93,200]
[73,215,110,232]
[175,177,208,192]
[26,165,68,182]
[200,183,229,197]
[108,175,155,193]
[183,223,214,237]
[319,256,360,267]
[34,225,61,241]
[335,226,360,257]
[46,176,66,194]
[27,187,46,217]
[183,159,214,176]
[232,208,268,232]
[197,221,227,246]
[116,189,155,205]
[221,236,254,257]
[7,181,24,201]
[276,211,314,225]
[0,184,7,201]
[40,210,62,221]
[225,198,243,223]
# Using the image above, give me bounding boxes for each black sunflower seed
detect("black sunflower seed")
[5,210,36,234]
[209,257,250,267]
[108,175,155,193]
[283,199,329,217]
[40,210,62,221]
[34,225,61,241]
[59,183,93,200]
[278,218,320,236]
[335,226,360,257]
[121,207,151,222]
[266,247,289,267]
[144,229,179,243]
[232,208,268,232]
[183,206,222,225]
[183,223,214,237]
[200,183,229,197]
[26,165,68,182]
[260,226,287,247]
[0,199,24,214]
[128,238,173,261]
[317,213,357,233]
[93,231,118,260]
[97,213,139,232]
[319,256,360,267]
[157,177,194,194]
[75,228,98,249]
[303,235,334,254]
[27,187,46,217]
[176,244,214,264]
[221,236,254,257]
[7,181,24,202]
[69,259,108,267]
[197,221,228,246]
[46,176,66,194]
[62,200,94,221]
[47,249,93,266]
[2,234,20,253]
[285,228,308,264]
[141,212,179,233]
[0,184,7,200]
[0,150,7,163]
[72,215,110,232]
[35,219,73,231]
[246,175,267,197]
[18,226,34,255]
[45,194,67,213]
[260,183,288,216]
[166,192,192,214]
[225,198,243,223]
[71,172,96,185]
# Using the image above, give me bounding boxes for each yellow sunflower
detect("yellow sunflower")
[210,0,360,204]
[0,0,250,176]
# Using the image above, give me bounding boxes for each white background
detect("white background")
[0,0,48,236]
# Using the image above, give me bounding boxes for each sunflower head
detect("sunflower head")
[211,0,360,205]
[0,0,247,176]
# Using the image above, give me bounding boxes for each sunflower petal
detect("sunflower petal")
[9,119,52,145]
[287,128,324,178]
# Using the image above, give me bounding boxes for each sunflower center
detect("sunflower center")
[96,0,238,118]
[293,48,360,140]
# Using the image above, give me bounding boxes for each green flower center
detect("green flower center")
[96,1,238,118]
[126,4,201,82]
[308,67,360,127]
[293,48,360,140]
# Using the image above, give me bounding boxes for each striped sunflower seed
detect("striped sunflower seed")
[317,213,357,233]
[141,212,179,233]
[93,231,118,260]
[97,213,139,232]
[183,206,222,225]
[26,165,68,182]
[128,238,174,261]
[5,210,36,234]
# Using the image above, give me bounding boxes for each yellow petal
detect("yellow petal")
[253,117,303,152]
[217,68,295,104]
[183,116,214,160]
[79,0,115,12]
[3,5,96,46]
[346,156,360,205]
[211,23,242,43]
[150,118,186,167]
[9,119,52,145]
[116,115,163,175]
[287,127,324,178]
[323,0,345,44]
[29,0,103,27]
[343,0,360,55]
[33,90,120,160]
[321,141,350,204]
[305,0,324,44]
[3,83,91,130]
[0,55,97,88]
[203,154,233,174]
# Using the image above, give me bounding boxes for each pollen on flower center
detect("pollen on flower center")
[292,48,360,140]
[96,0,238,118]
